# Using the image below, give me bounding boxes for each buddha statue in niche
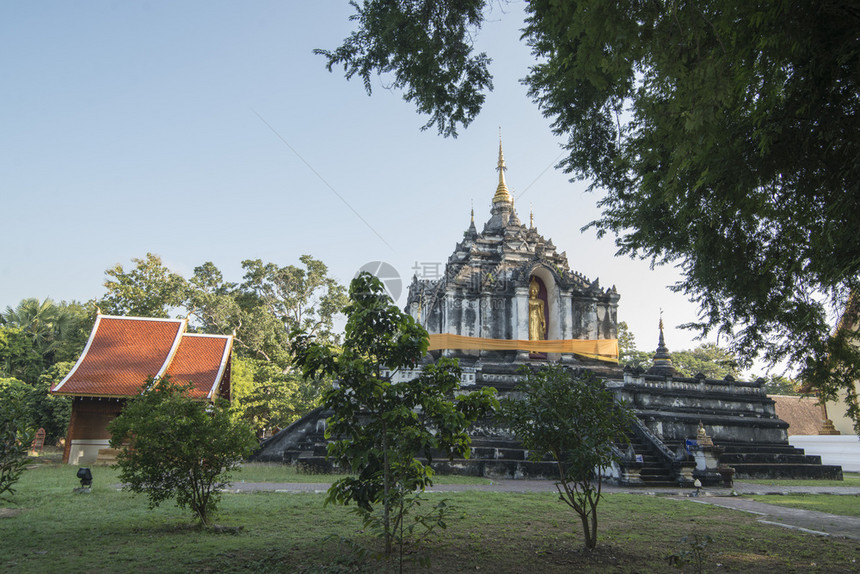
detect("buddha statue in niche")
[528,277,547,341]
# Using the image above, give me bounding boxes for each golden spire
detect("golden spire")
[471,199,474,224]
[493,133,513,205]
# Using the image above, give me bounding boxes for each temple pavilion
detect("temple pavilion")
[52,315,232,465]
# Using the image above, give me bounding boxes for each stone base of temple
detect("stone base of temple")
[252,357,844,483]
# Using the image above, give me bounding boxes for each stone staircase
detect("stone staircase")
[617,433,680,487]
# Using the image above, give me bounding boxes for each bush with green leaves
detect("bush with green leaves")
[293,273,497,557]
[108,376,257,525]
[0,395,35,501]
[502,365,635,549]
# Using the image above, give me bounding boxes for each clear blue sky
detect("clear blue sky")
[1,1,731,362]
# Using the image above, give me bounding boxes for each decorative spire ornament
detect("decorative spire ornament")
[647,309,677,376]
[493,132,513,205]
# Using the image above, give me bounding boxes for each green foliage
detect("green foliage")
[0,367,72,446]
[0,326,41,383]
[33,363,74,443]
[0,395,35,501]
[315,0,492,137]
[238,255,348,359]
[101,253,187,318]
[230,356,331,437]
[0,299,93,383]
[530,1,860,391]
[672,344,740,380]
[759,374,801,396]
[502,365,635,549]
[322,1,860,428]
[293,272,497,556]
[108,376,257,525]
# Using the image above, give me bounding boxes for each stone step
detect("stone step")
[640,468,674,478]
[719,443,803,455]
[720,453,821,465]
[313,444,329,456]
[730,463,843,480]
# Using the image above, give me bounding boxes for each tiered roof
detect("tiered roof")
[52,315,232,399]
[407,139,616,307]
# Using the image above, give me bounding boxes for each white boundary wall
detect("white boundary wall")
[789,435,860,472]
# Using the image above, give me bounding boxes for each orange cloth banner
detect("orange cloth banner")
[427,334,619,363]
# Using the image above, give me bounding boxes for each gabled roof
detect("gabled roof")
[165,333,232,399]
[52,315,232,399]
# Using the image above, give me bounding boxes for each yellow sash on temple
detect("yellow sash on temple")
[427,334,619,363]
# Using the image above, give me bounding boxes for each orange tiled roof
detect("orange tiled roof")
[165,334,231,399]
[53,315,231,399]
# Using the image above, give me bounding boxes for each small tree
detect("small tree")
[0,395,35,501]
[502,365,634,549]
[108,376,257,525]
[293,273,497,556]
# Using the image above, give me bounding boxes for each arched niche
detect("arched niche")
[529,265,562,341]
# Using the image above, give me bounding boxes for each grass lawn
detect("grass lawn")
[738,472,860,488]
[2,464,859,573]
[744,494,860,518]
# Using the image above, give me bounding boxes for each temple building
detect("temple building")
[255,142,842,484]
[406,141,619,367]
[52,315,233,465]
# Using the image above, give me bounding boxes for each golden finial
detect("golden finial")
[493,132,513,205]
[471,199,474,224]
[95,305,102,315]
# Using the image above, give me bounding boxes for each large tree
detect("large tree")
[319,1,860,428]
[101,253,187,318]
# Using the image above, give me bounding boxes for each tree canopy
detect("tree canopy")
[319,1,860,426]
[293,273,497,556]
[99,254,348,435]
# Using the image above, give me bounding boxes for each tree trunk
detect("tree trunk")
[382,421,391,555]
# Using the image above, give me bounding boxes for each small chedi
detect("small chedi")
[256,142,841,484]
